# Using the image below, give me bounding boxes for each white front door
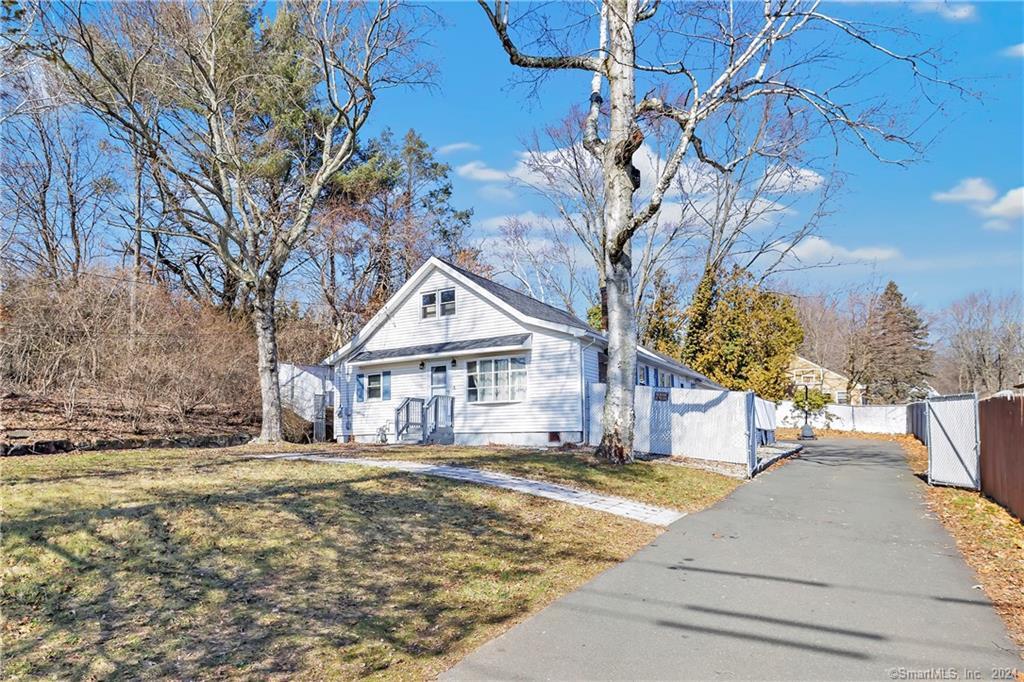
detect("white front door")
[429,364,448,397]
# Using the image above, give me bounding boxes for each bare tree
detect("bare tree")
[511,109,692,316]
[0,104,117,283]
[935,291,1024,396]
[37,0,433,441]
[479,0,957,461]
[0,0,42,125]
[493,216,591,317]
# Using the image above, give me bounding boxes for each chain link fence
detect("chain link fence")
[926,393,980,490]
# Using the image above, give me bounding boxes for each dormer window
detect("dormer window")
[422,292,437,318]
[440,288,456,316]
[422,287,455,319]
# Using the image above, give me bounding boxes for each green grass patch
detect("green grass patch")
[3,447,674,680]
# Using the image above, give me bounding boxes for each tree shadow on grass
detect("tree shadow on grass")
[3,467,626,679]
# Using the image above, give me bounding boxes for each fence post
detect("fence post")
[745,391,756,477]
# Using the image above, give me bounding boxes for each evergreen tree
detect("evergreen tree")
[324,128,474,318]
[640,269,686,359]
[864,281,933,402]
[586,300,605,331]
[685,268,804,400]
[680,267,717,367]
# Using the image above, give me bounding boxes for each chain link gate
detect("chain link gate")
[926,393,980,490]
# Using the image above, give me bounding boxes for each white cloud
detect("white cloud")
[982,219,1012,232]
[1001,43,1024,58]
[932,177,997,204]
[763,166,826,194]
[932,180,1022,231]
[910,2,977,22]
[478,211,550,234]
[789,236,901,263]
[456,160,508,182]
[982,187,1024,220]
[478,184,516,202]
[438,142,480,155]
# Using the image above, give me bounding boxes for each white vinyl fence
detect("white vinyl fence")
[776,401,909,434]
[588,384,759,474]
[777,392,981,491]
[280,363,333,440]
[754,397,777,445]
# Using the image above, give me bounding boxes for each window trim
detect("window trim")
[421,286,456,319]
[466,355,527,404]
[366,372,383,401]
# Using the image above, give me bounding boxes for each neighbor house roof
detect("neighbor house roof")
[790,355,865,390]
[349,334,531,365]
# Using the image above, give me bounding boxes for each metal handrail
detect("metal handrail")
[424,395,454,436]
[395,397,425,441]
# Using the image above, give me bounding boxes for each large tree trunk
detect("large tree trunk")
[252,281,283,442]
[595,0,639,464]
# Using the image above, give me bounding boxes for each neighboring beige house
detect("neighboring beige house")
[786,355,865,405]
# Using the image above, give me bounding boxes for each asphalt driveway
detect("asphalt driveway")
[445,439,1021,680]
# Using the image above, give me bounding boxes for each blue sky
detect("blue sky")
[367,1,1023,313]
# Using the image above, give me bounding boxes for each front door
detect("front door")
[429,364,448,397]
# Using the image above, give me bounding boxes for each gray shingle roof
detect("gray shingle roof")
[440,259,719,387]
[442,259,592,329]
[350,333,531,363]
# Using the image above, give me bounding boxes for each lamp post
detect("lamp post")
[799,385,816,440]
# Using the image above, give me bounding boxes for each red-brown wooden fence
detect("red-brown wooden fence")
[979,395,1024,521]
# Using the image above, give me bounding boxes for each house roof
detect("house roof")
[440,259,591,330]
[791,355,865,390]
[349,333,531,364]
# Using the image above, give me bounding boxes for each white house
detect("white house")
[289,257,720,447]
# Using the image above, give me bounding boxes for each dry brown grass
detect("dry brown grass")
[775,427,920,448]
[891,436,1024,656]
[2,444,716,679]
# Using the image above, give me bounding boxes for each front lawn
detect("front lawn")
[291,443,742,512]
[2,446,668,680]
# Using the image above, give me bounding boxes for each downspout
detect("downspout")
[576,332,600,446]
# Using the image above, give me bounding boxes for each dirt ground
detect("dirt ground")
[0,392,258,443]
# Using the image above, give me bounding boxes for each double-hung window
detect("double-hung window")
[421,292,437,318]
[439,288,456,316]
[422,287,456,319]
[366,374,382,400]
[356,371,391,402]
[467,356,526,403]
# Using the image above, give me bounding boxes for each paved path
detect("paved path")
[255,454,684,526]
[445,439,1021,680]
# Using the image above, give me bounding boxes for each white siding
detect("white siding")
[583,345,600,385]
[333,267,585,443]
[362,270,524,351]
[455,333,581,436]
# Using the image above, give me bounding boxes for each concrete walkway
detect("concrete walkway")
[255,454,684,526]
[445,439,1021,680]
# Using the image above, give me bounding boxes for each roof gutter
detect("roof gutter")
[347,342,532,368]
